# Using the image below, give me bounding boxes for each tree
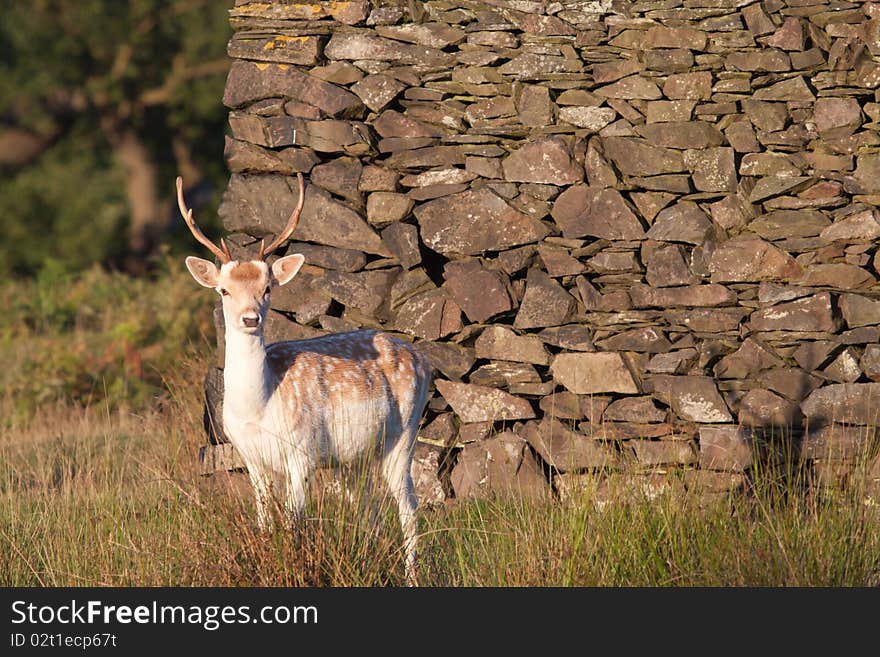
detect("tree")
[0,0,231,276]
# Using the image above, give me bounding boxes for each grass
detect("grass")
[1,265,879,586]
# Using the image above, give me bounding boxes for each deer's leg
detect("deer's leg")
[381,438,419,587]
[282,456,309,528]
[248,467,275,532]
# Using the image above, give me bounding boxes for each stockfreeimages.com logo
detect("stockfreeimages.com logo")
[11,599,317,632]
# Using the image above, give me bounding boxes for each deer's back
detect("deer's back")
[264,330,431,461]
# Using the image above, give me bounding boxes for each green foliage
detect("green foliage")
[0,0,232,276]
[0,260,215,421]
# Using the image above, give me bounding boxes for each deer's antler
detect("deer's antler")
[176,176,231,263]
[259,172,306,260]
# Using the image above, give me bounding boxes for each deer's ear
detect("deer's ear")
[271,254,305,286]
[185,256,220,288]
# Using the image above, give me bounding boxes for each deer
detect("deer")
[178,173,432,586]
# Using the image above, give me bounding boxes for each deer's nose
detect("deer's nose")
[242,314,261,328]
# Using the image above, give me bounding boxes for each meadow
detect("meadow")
[2,262,879,587]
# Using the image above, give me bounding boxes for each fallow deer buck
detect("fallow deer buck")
[178,173,432,585]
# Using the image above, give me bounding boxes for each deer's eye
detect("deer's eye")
[219,288,229,296]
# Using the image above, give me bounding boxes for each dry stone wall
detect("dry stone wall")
[206,0,880,504]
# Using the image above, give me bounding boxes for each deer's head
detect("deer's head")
[179,173,306,335]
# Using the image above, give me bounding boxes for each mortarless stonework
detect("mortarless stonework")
[203,0,880,503]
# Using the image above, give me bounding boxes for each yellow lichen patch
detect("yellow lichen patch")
[263,41,275,50]
[254,62,270,71]
[278,64,289,71]
[275,35,310,44]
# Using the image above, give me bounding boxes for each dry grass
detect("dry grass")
[2,266,879,586]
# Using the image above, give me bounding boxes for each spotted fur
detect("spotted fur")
[186,255,432,586]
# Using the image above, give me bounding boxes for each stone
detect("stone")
[800,425,877,461]
[742,99,789,132]
[414,187,550,256]
[748,210,830,240]
[359,165,399,193]
[698,426,755,471]
[725,121,761,153]
[325,32,454,67]
[650,375,733,423]
[412,443,446,507]
[682,470,747,494]
[801,383,880,426]
[751,292,836,332]
[646,202,713,245]
[470,362,540,388]
[551,185,645,240]
[514,268,574,329]
[466,156,504,179]
[380,222,420,269]
[839,294,880,329]
[417,342,475,381]
[519,420,618,472]
[630,284,737,308]
[559,106,617,131]
[823,348,863,384]
[537,325,595,352]
[594,75,662,100]
[373,110,442,139]
[662,72,713,100]
[760,368,822,402]
[550,352,639,395]
[636,122,724,149]
[820,210,880,242]
[748,177,811,204]
[219,175,389,257]
[737,389,802,428]
[644,26,708,51]
[593,59,645,84]
[643,242,698,287]
[686,147,737,193]
[223,61,364,117]
[643,48,694,73]
[646,100,696,123]
[318,268,399,315]
[350,74,407,113]
[283,243,365,273]
[376,22,466,48]
[863,345,880,382]
[474,326,551,366]
[502,137,584,185]
[539,392,583,420]
[392,290,456,340]
[366,192,414,226]
[602,138,685,176]
[311,157,363,207]
[516,85,554,127]
[597,327,672,353]
[442,259,512,323]
[796,264,875,290]
[742,3,776,36]
[812,98,862,140]
[604,397,666,423]
[538,245,586,277]
[726,50,791,72]
[630,440,697,467]
[709,239,800,283]
[764,17,804,51]
[753,75,815,102]
[224,138,320,175]
[665,308,750,332]
[451,432,550,501]
[793,341,837,373]
[714,338,784,380]
[435,380,535,424]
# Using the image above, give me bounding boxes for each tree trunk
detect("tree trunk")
[114,127,162,258]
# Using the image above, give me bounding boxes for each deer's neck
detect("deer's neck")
[223,328,272,420]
